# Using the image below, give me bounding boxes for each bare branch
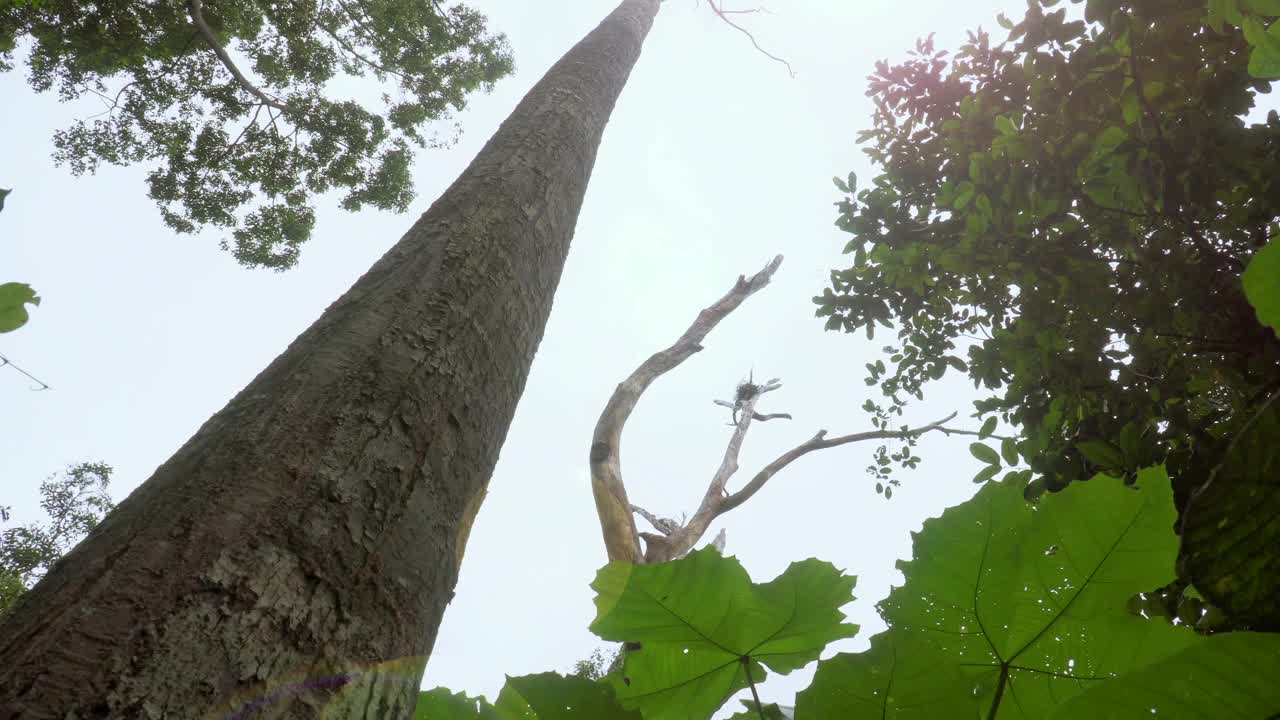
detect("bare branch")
[188,0,289,112]
[705,0,796,78]
[589,256,784,563]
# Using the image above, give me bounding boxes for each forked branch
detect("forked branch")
[589,256,784,563]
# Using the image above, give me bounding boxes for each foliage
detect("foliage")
[0,0,513,269]
[815,0,1280,507]
[589,547,858,720]
[1207,0,1280,77]
[416,468,1280,719]
[0,462,113,614]
[570,646,623,682]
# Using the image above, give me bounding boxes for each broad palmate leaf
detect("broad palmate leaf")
[589,547,858,720]
[834,468,1198,718]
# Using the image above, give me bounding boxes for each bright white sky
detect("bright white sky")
[2,0,1037,712]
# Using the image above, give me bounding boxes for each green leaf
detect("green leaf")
[0,282,41,334]
[1000,438,1019,466]
[1243,236,1280,336]
[972,465,1001,484]
[1206,0,1238,33]
[979,417,998,439]
[969,442,1001,465]
[880,467,1200,718]
[590,547,858,720]
[795,630,981,719]
[1049,633,1280,719]
[1243,16,1280,77]
[0,188,9,213]
[1180,402,1280,628]
[1076,439,1126,471]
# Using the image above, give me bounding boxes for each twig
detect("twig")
[0,353,51,390]
[705,0,796,77]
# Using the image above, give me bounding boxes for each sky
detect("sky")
[3,0,1059,712]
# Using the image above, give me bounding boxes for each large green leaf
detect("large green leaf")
[589,547,858,720]
[794,630,980,719]
[1048,632,1280,719]
[879,467,1200,718]
[415,673,640,720]
[0,282,40,334]
[1180,400,1280,629]
[1243,236,1280,337]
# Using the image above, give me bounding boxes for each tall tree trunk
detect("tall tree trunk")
[0,1,660,717]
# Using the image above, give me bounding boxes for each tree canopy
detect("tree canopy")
[816,0,1280,510]
[0,0,513,268]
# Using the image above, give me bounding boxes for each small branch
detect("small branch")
[706,0,796,78]
[934,426,1017,442]
[188,0,289,112]
[718,413,964,515]
[589,256,784,563]
[0,353,51,391]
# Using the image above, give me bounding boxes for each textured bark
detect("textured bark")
[0,1,660,718]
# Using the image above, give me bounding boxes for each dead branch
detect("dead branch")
[188,0,289,112]
[589,255,784,563]
[705,0,796,78]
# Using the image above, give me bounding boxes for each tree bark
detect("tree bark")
[0,1,661,718]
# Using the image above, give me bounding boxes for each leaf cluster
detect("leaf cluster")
[0,0,513,268]
[414,467,1280,719]
[815,0,1280,505]
[0,462,114,614]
